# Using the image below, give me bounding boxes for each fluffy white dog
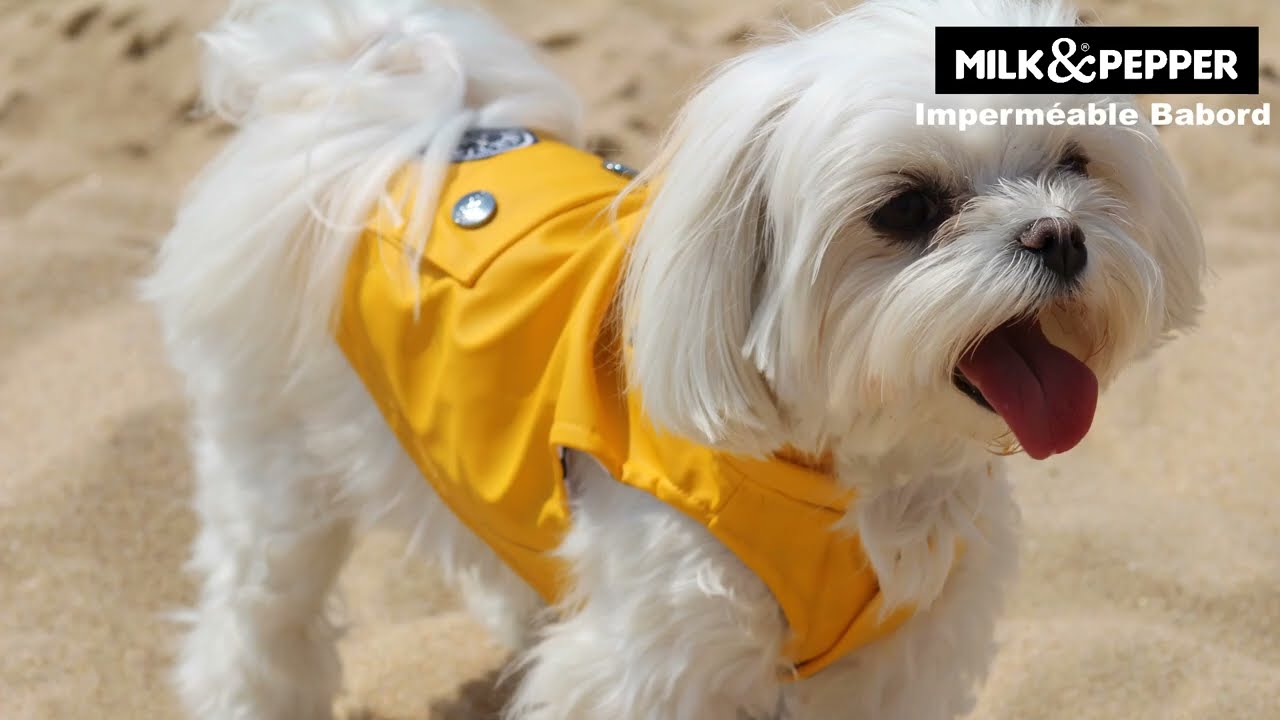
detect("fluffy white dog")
[145,0,1204,718]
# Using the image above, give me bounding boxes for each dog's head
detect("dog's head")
[623,0,1204,465]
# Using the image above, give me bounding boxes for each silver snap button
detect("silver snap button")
[452,191,497,229]
[603,160,638,178]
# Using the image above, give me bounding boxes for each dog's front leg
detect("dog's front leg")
[781,467,1019,720]
[504,453,788,720]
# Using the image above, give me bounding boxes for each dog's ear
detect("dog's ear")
[1140,132,1205,338]
[1096,113,1205,340]
[622,49,797,452]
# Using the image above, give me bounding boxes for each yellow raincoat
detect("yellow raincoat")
[335,135,912,678]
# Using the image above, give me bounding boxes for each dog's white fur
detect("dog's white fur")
[144,0,1204,717]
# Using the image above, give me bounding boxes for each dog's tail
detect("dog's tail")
[144,0,581,373]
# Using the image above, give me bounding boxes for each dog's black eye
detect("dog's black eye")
[1059,148,1089,175]
[871,189,941,236]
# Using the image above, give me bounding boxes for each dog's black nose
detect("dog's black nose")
[1019,218,1087,282]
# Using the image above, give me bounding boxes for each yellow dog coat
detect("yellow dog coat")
[335,131,912,678]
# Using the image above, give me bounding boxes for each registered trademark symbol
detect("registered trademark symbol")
[1081,43,1090,51]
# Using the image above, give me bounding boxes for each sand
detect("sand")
[1,0,1277,718]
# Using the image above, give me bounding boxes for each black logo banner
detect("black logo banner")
[936,26,1259,95]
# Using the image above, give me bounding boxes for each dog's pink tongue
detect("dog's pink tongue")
[957,320,1099,460]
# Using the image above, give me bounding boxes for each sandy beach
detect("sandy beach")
[1,0,1277,718]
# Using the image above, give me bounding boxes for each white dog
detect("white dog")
[145,0,1204,718]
